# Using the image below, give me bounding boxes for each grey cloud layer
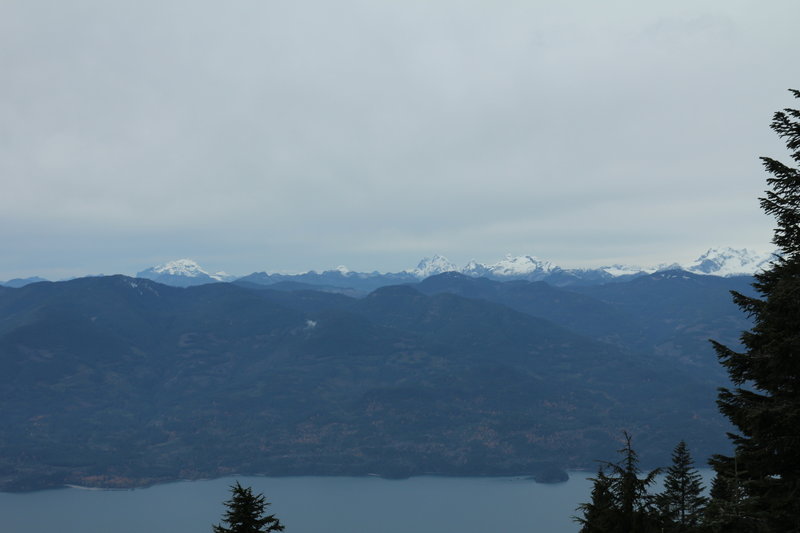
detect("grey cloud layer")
[1,0,796,278]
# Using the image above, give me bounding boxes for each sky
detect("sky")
[1,0,798,280]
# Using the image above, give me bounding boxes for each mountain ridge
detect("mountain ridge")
[157,247,778,288]
[2,247,774,289]
[230,247,773,293]
[0,270,749,490]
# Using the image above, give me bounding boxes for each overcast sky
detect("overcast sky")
[1,0,798,279]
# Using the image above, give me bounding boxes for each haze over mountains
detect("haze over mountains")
[149,247,777,287]
[171,246,774,283]
[0,246,761,491]
[0,247,773,289]
[149,247,774,293]
[134,259,236,287]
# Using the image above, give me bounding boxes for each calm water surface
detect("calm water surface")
[0,470,714,533]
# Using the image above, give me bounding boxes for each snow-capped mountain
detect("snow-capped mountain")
[484,254,556,278]
[598,262,683,277]
[398,249,772,283]
[416,254,556,280]
[411,248,771,284]
[156,259,211,278]
[460,260,491,278]
[332,265,351,275]
[599,264,652,277]
[594,248,773,280]
[137,259,233,287]
[408,255,458,278]
[135,247,772,289]
[684,247,774,277]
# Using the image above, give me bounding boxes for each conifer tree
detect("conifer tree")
[710,89,800,532]
[575,432,661,533]
[703,471,750,533]
[604,433,661,533]
[575,466,617,533]
[212,481,285,533]
[655,440,706,532]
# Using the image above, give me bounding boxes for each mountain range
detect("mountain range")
[134,258,236,287]
[0,247,774,289]
[159,247,774,292]
[0,265,757,491]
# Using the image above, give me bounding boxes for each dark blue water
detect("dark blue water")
[0,470,714,533]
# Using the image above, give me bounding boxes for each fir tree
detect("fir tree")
[604,433,661,533]
[574,466,617,533]
[655,440,706,532]
[212,481,285,533]
[703,471,751,533]
[575,432,661,533]
[710,88,800,532]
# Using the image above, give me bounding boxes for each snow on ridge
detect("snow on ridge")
[448,247,773,280]
[463,259,483,270]
[146,259,231,281]
[684,247,775,277]
[212,271,234,282]
[600,264,649,277]
[597,261,685,277]
[152,259,208,278]
[139,247,774,285]
[461,259,490,278]
[484,254,555,277]
[409,253,555,279]
[306,265,355,277]
[654,262,683,273]
[408,255,458,278]
[597,248,773,278]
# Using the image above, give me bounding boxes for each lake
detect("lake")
[0,470,714,533]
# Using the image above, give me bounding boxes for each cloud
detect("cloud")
[0,0,795,278]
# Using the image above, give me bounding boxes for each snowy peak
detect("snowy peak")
[409,255,458,278]
[462,259,491,278]
[685,247,774,277]
[484,254,556,277]
[213,271,234,281]
[405,247,772,283]
[132,247,772,289]
[152,259,212,278]
[599,264,650,277]
[137,259,231,287]
[598,249,772,279]
[416,254,556,280]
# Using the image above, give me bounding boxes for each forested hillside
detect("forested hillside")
[0,270,744,491]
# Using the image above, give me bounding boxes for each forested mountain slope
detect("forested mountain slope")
[0,273,741,491]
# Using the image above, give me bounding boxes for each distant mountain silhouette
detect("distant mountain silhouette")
[130,247,773,291]
[0,276,49,288]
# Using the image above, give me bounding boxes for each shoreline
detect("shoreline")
[2,468,580,494]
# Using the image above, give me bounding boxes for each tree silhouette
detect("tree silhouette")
[655,440,706,532]
[575,432,661,533]
[574,466,616,532]
[703,470,750,533]
[710,89,800,532]
[212,481,285,533]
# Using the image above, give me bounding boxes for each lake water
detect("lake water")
[0,470,714,533]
